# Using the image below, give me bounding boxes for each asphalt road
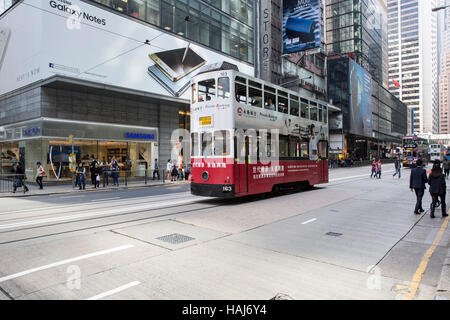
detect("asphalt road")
[0,164,448,300]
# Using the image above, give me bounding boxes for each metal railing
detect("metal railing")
[329,159,396,169]
[0,174,27,193]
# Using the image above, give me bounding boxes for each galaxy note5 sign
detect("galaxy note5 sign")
[49,0,107,26]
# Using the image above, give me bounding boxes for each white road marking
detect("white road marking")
[59,195,86,199]
[0,245,134,283]
[86,281,141,300]
[91,197,121,202]
[329,170,395,182]
[301,218,317,225]
[0,198,199,230]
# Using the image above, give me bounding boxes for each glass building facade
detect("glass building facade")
[91,0,254,64]
[326,0,388,87]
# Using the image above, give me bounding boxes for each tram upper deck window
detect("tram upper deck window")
[264,86,276,111]
[214,130,230,156]
[278,91,288,114]
[198,79,216,102]
[318,105,323,123]
[191,83,197,104]
[201,132,212,156]
[248,80,262,107]
[191,132,199,156]
[235,76,247,104]
[218,77,230,99]
[323,105,328,124]
[290,95,299,116]
[300,98,309,119]
[310,102,318,121]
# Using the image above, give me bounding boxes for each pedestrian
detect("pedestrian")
[153,158,160,180]
[393,157,401,179]
[376,159,382,179]
[89,156,97,186]
[185,163,191,180]
[93,162,101,188]
[445,160,450,179]
[410,159,428,215]
[111,157,119,186]
[428,163,448,219]
[76,162,86,190]
[370,159,377,179]
[12,161,29,193]
[35,162,45,190]
[102,161,109,186]
[171,163,178,182]
[166,159,172,180]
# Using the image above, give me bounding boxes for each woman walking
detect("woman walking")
[370,159,377,179]
[428,164,449,219]
[93,162,101,189]
[376,159,382,179]
[36,162,45,190]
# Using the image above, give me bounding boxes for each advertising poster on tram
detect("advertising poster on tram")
[282,0,321,54]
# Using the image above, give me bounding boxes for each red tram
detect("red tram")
[190,67,329,198]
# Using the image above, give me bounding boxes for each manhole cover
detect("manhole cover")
[156,233,195,244]
[325,232,343,237]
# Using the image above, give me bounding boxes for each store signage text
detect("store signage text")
[125,132,155,140]
[22,127,40,137]
[49,0,107,26]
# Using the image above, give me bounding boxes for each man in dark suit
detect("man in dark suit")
[410,159,428,214]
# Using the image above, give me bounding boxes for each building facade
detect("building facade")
[0,0,255,180]
[387,0,439,134]
[325,0,407,159]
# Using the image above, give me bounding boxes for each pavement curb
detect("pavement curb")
[435,228,450,300]
[0,181,190,198]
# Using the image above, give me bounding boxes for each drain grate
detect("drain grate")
[325,232,343,237]
[156,233,195,244]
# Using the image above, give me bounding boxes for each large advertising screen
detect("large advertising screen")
[282,0,321,54]
[0,0,254,97]
[348,59,372,137]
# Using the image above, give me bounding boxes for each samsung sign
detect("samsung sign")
[125,132,156,140]
[49,0,107,26]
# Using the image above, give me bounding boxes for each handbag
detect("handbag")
[96,175,100,182]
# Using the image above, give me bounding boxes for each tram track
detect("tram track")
[0,199,229,245]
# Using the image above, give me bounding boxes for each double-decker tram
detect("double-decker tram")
[429,143,445,163]
[401,134,429,167]
[189,66,329,198]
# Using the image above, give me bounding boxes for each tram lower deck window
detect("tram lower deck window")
[202,132,212,156]
[191,132,199,156]
[214,130,230,156]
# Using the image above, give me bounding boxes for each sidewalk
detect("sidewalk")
[436,235,450,300]
[0,180,190,198]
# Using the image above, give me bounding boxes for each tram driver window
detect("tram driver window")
[218,77,230,99]
[201,132,212,157]
[264,86,276,111]
[198,79,216,102]
[214,130,230,156]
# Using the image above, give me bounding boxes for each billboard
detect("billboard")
[348,59,372,137]
[282,0,321,54]
[0,0,254,97]
[329,113,343,130]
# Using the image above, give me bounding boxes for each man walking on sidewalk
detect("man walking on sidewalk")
[36,162,45,190]
[12,161,29,193]
[393,157,401,179]
[410,159,427,215]
[76,162,86,190]
[153,158,160,180]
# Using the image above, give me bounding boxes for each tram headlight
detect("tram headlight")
[201,171,209,181]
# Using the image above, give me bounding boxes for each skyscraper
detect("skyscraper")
[387,0,438,134]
